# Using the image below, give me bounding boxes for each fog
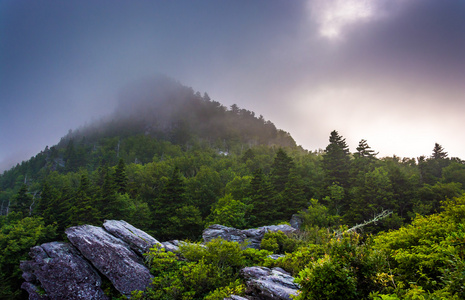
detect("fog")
[1,0,464,172]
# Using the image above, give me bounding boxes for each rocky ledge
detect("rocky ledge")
[203,224,296,249]
[21,221,299,299]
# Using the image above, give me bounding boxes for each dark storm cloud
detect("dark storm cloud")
[1,0,464,171]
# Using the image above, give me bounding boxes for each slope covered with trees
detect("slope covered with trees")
[1,78,465,299]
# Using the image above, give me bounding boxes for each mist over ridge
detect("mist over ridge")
[57,75,296,156]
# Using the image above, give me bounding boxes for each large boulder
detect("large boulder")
[103,220,162,255]
[20,241,108,300]
[65,225,153,297]
[203,224,296,249]
[240,266,300,300]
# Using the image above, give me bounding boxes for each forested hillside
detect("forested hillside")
[1,78,465,299]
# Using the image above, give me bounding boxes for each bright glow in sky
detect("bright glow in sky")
[1,0,464,171]
[310,0,375,39]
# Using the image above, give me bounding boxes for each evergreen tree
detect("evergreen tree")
[249,169,276,226]
[64,139,78,172]
[114,158,128,194]
[346,166,395,228]
[166,205,203,240]
[322,130,351,188]
[354,139,378,159]
[270,148,294,193]
[10,184,32,217]
[280,168,307,219]
[35,182,57,223]
[100,168,120,220]
[46,184,72,234]
[432,143,448,160]
[152,167,187,239]
[428,143,450,179]
[241,148,255,163]
[69,174,100,226]
[187,166,222,218]
[350,139,378,191]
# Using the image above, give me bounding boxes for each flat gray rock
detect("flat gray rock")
[103,219,162,255]
[203,224,296,249]
[241,266,299,300]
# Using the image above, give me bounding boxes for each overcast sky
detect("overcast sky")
[1,0,464,172]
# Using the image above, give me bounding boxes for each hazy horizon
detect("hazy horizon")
[1,0,464,172]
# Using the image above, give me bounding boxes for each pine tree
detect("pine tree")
[35,182,57,223]
[100,168,119,220]
[47,184,72,233]
[152,167,187,239]
[10,184,32,217]
[281,168,307,220]
[354,139,378,159]
[426,143,451,182]
[323,130,351,187]
[432,143,448,160]
[270,148,294,193]
[69,174,100,226]
[249,169,276,226]
[351,139,378,186]
[114,158,128,194]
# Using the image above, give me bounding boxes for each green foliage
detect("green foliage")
[136,238,258,299]
[294,254,358,300]
[0,215,57,299]
[10,184,33,217]
[270,148,294,193]
[260,230,299,254]
[167,205,203,241]
[299,198,338,229]
[373,194,465,297]
[323,130,351,188]
[203,280,245,300]
[374,214,454,290]
[274,244,325,276]
[248,168,277,226]
[206,194,251,229]
[293,231,386,300]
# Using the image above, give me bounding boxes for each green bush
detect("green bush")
[294,255,358,300]
[274,244,325,276]
[135,238,255,299]
[204,280,245,300]
[260,230,299,254]
[293,231,385,299]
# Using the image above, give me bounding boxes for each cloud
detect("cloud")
[308,0,376,39]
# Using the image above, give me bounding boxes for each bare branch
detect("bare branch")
[335,209,393,238]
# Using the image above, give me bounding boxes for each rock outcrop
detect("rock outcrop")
[20,221,301,299]
[20,241,108,300]
[224,296,250,300]
[203,224,296,249]
[240,266,300,300]
[65,224,153,297]
[102,219,162,255]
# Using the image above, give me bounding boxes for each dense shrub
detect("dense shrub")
[260,230,299,254]
[134,238,273,299]
[294,254,357,300]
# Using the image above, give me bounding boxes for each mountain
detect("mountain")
[0,76,297,189]
[60,76,296,157]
